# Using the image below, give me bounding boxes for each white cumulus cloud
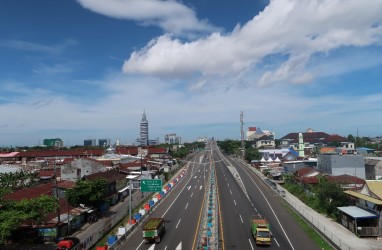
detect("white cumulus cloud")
[75,0,217,36]
[122,0,382,87]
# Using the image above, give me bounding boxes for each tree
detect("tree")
[315,176,347,218]
[0,195,58,245]
[217,140,241,155]
[66,179,108,208]
[15,195,59,225]
[244,146,260,163]
[347,134,355,142]
[171,147,189,159]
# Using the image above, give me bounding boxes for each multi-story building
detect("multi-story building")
[98,138,111,147]
[165,133,181,144]
[317,153,366,179]
[139,110,149,146]
[84,139,97,147]
[43,138,63,147]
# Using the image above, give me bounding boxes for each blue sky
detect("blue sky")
[1,0,382,146]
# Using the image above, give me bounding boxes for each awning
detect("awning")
[344,190,382,205]
[337,206,378,219]
[118,186,129,193]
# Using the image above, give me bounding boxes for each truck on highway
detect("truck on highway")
[142,217,165,243]
[251,215,271,246]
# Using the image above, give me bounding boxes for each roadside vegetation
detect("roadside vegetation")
[217,139,261,162]
[0,194,58,245]
[282,202,334,250]
[282,175,347,220]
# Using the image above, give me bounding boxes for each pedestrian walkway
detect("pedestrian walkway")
[246,163,382,250]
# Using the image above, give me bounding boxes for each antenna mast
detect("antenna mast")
[240,111,245,159]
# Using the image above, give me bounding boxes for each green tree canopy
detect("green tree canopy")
[217,140,241,155]
[66,178,108,208]
[244,146,260,162]
[0,195,58,245]
[315,176,348,217]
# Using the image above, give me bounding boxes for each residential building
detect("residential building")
[254,135,275,149]
[246,127,257,140]
[365,157,382,180]
[247,127,275,141]
[82,169,127,208]
[60,158,107,182]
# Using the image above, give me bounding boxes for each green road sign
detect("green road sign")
[141,179,162,192]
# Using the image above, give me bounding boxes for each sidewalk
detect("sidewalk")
[246,164,382,250]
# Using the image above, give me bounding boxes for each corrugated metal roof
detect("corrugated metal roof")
[337,206,378,219]
[366,180,382,199]
[344,190,382,205]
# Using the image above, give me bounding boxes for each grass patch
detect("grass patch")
[283,201,334,250]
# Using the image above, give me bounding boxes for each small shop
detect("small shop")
[337,206,379,237]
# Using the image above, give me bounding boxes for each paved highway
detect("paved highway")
[213,143,320,250]
[119,142,320,250]
[120,150,211,250]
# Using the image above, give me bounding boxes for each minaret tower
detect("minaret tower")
[298,132,305,158]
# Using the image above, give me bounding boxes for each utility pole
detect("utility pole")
[53,158,60,240]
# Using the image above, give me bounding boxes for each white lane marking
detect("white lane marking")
[248,238,255,250]
[239,214,243,223]
[229,189,232,195]
[244,168,295,250]
[227,183,230,187]
[164,246,167,250]
[162,164,201,217]
[234,200,237,206]
[191,192,193,198]
[185,203,188,210]
[200,185,203,190]
[274,237,280,247]
[176,242,182,250]
[147,244,155,250]
[195,185,197,189]
[188,185,191,190]
[176,218,181,229]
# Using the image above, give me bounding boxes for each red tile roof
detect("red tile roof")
[281,131,348,144]
[17,149,104,158]
[57,180,76,189]
[148,148,167,154]
[3,183,54,202]
[38,170,55,178]
[301,176,320,184]
[327,174,365,185]
[83,169,125,183]
[248,127,257,131]
[295,167,318,177]
[323,134,348,143]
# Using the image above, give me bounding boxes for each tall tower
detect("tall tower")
[298,132,305,158]
[140,110,149,146]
